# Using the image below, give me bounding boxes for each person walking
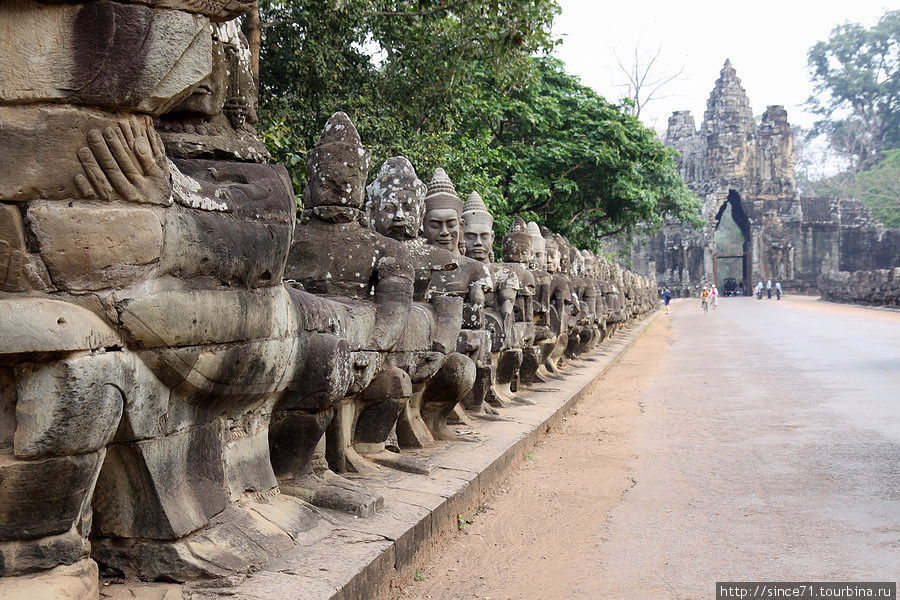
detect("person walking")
[766,279,772,299]
[700,286,710,313]
[663,286,671,314]
[775,281,782,300]
[711,285,719,310]
[756,280,764,300]
[738,281,745,296]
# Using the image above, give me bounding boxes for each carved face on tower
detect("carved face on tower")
[306,112,370,212]
[423,168,464,254]
[366,156,426,240]
[503,217,534,264]
[461,191,494,263]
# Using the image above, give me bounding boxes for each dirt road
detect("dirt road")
[397,296,900,600]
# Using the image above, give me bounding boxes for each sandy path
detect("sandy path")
[396,296,899,600]
[396,315,671,600]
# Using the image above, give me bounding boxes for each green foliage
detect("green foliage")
[256,0,700,249]
[854,148,900,227]
[456,514,473,531]
[801,149,900,228]
[807,10,900,171]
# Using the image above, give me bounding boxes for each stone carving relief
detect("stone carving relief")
[0,3,659,597]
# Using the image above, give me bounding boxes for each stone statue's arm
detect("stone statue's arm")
[74,119,170,205]
[371,250,414,351]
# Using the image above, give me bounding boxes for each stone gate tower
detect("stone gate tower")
[638,60,897,294]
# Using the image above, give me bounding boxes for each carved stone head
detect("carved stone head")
[527,221,546,270]
[555,234,572,274]
[503,217,533,264]
[156,21,267,161]
[306,112,370,213]
[581,250,597,278]
[423,168,464,254]
[543,227,560,273]
[570,246,584,277]
[366,156,426,240]
[461,191,494,263]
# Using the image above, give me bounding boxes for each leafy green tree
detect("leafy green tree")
[853,148,900,227]
[807,10,900,171]
[463,57,701,249]
[254,1,701,249]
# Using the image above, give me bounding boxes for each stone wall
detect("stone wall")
[818,269,900,307]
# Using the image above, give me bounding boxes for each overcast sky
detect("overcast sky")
[553,0,892,134]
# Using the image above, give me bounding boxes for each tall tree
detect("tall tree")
[612,44,684,120]
[254,1,701,249]
[807,10,900,172]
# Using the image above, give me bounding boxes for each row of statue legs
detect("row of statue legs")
[269,408,384,516]
[488,349,533,406]
[397,352,476,446]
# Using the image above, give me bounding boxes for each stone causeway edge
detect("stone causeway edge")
[168,312,661,600]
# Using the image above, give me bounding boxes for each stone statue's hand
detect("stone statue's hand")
[74,120,169,204]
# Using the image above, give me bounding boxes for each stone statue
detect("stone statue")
[285,112,435,476]
[461,195,530,406]
[0,11,363,590]
[420,170,497,417]
[365,156,476,444]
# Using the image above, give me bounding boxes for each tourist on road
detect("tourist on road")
[756,280,764,299]
[738,281,745,296]
[700,286,710,313]
[775,281,782,300]
[663,286,672,313]
[711,285,719,310]
[766,279,772,299]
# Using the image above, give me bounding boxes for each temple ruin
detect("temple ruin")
[631,60,899,299]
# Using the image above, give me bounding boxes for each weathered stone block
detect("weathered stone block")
[116,287,295,348]
[13,354,125,458]
[0,299,121,355]
[0,451,103,540]
[0,526,88,577]
[159,209,292,288]
[27,202,162,291]
[0,106,170,204]
[0,557,98,600]
[0,0,211,113]
[223,423,278,501]
[92,423,228,540]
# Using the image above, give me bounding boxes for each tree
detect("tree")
[807,10,900,172]
[853,148,900,227]
[254,1,701,249]
[612,44,684,120]
[471,57,701,249]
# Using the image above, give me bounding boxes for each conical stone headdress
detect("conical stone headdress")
[462,191,493,227]
[424,168,464,214]
[505,216,532,246]
[366,156,426,204]
[308,111,370,176]
[527,221,545,254]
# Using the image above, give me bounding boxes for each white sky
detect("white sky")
[553,0,892,134]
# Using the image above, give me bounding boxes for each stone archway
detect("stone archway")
[707,189,754,292]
